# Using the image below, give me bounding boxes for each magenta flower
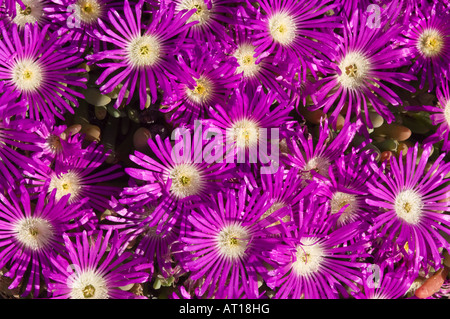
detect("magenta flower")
[366,143,450,273]
[242,0,342,80]
[45,229,150,299]
[0,186,95,297]
[311,10,416,128]
[0,22,87,124]
[246,166,318,217]
[44,0,126,53]
[285,119,357,185]
[400,1,450,92]
[242,165,320,237]
[87,0,197,109]
[31,123,83,166]
[24,141,125,213]
[320,149,378,227]
[121,133,236,224]
[169,0,242,50]
[205,86,294,170]
[266,197,370,299]
[179,186,289,298]
[162,44,242,124]
[1,0,55,31]
[227,23,292,101]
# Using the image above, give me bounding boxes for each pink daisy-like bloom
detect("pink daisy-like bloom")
[405,79,450,151]
[241,0,342,80]
[0,22,87,124]
[179,186,290,299]
[400,1,450,92]
[242,165,320,240]
[205,86,294,173]
[320,149,378,227]
[285,119,357,185]
[43,0,126,53]
[168,0,243,50]
[366,143,450,273]
[0,186,95,297]
[23,141,125,213]
[162,44,242,124]
[120,132,236,229]
[0,0,54,30]
[266,197,370,299]
[30,123,84,166]
[311,10,416,128]
[45,229,150,299]
[87,0,197,109]
[0,22,87,123]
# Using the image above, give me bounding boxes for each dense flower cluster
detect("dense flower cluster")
[0,0,450,300]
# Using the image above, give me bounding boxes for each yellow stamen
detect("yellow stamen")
[82,284,96,298]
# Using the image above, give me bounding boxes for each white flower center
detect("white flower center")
[216,223,251,260]
[168,163,204,199]
[176,0,211,26]
[13,217,54,251]
[268,12,296,45]
[185,76,214,106]
[233,43,260,78]
[330,191,359,224]
[337,52,371,89]
[418,29,445,57]
[75,0,102,24]
[230,118,260,150]
[12,0,44,27]
[394,189,423,225]
[11,59,43,92]
[292,237,324,277]
[69,269,109,299]
[126,35,161,68]
[49,171,82,202]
